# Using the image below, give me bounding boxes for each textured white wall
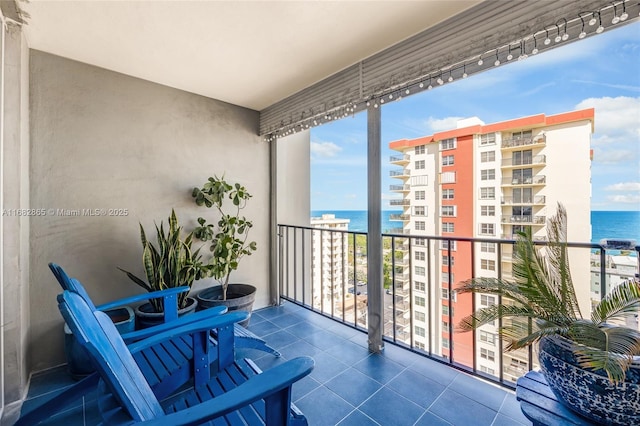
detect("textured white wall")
[29,50,267,370]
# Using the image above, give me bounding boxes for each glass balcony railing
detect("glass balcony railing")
[278,223,639,389]
[501,195,546,205]
[389,184,411,192]
[501,135,546,149]
[501,154,546,167]
[390,154,411,163]
[501,215,546,224]
[501,175,546,186]
[389,199,411,206]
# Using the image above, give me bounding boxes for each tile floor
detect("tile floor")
[17,301,532,425]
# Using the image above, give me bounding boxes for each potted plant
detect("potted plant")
[457,203,640,426]
[119,209,206,328]
[192,175,258,327]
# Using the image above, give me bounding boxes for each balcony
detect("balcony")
[389,213,410,221]
[501,135,546,149]
[390,154,411,165]
[389,199,411,206]
[389,184,411,192]
[501,155,546,168]
[501,175,546,186]
[501,215,546,225]
[389,169,410,179]
[501,196,546,205]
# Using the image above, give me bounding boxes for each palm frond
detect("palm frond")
[591,279,640,325]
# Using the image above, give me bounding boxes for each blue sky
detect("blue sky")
[310,22,640,212]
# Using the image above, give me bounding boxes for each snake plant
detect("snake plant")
[458,203,640,383]
[120,209,206,312]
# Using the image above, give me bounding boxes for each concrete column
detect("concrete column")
[367,106,383,353]
[1,20,30,413]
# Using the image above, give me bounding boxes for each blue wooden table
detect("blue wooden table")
[515,371,598,425]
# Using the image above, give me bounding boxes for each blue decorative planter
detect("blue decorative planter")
[64,306,135,379]
[539,335,640,426]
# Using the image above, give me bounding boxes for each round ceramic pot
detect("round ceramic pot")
[134,296,198,329]
[197,284,256,328]
[538,335,640,426]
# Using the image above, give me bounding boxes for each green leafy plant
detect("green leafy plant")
[457,203,640,383]
[192,175,257,300]
[119,209,206,312]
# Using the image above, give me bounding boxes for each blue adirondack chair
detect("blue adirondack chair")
[55,291,312,425]
[49,263,280,357]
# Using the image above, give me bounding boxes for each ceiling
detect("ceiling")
[19,0,480,111]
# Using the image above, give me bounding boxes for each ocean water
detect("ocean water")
[311,210,640,244]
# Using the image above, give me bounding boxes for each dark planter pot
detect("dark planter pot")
[197,284,256,328]
[539,335,640,426]
[64,306,135,379]
[134,296,198,330]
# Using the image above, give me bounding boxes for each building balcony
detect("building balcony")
[501,135,546,150]
[501,155,546,168]
[389,169,410,179]
[389,213,410,222]
[389,199,411,206]
[501,175,546,186]
[389,154,411,165]
[501,215,546,225]
[501,195,546,205]
[389,184,411,192]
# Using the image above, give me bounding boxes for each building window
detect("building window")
[443,338,450,349]
[442,255,454,266]
[414,281,426,292]
[480,133,496,146]
[479,223,495,235]
[480,294,496,307]
[414,238,425,246]
[480,187,495,200]
[415,266,426,276]
[481,151,496,162]
[414,206,426,216]
[440,138,456,150]
[512,130,532,140]
[415,144,426,155]
[415,160,426,170]
[442,287,457,301]
[411,175,428,186]
[442,155,454,166]
[441,206,456,217]
[415,190,426,200]
[480,366,496,375]
[481,348,496,362]
[415,311,426,322]
[442,272,454,283]
[415,326,426,337]
[442,189,454,200]
[415,342,425,350]
[481,169,495,180]
[442,222,454,233]
[442,304,452,316]
[480,331,496,345]
[415,221,426,231]
[415,251,425,261]
[441,240,457,250]
[441,171,456,183]
[481,206,495,216]
[481,259,496,271]
[442,320,449,330]
[480,242,496,253]
[415,296,426,307]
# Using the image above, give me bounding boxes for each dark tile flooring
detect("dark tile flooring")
[17,301,532,425]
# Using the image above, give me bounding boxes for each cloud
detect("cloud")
[607,194,640,204]
[425,116,465,133]
[571,80,640,93]
[575,96,640,143]
[310,141,342,158]
[344,194,357,199]
[605,182,640,192]
[594,149,635,164]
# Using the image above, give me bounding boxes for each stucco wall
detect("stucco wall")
[29,50,267,370]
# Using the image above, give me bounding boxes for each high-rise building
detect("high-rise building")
[310,214,350,315]
[388,109,594,381]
